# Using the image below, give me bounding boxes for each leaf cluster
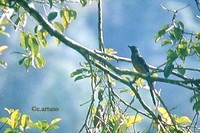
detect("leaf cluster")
[154,6,200,124]
[0,108,61,133]
[155,19,200,78]
[0,0,77,70]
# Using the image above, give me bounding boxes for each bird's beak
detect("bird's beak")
[128,45,131,48]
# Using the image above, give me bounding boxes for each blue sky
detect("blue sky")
[0,0,200,132]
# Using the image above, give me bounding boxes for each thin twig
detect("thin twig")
[0,119,8,131]
[79,95,94,133]
[156,93,178,131]
[111,88,151,118]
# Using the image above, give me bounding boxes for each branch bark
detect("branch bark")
[98,0,104,52]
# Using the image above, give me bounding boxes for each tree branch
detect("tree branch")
[98,0,104,52]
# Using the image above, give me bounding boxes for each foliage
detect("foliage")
[154,5,200,79]
[0,0,76,70]
[0,0,200,133]
[154,5,200,116]
[0,108,61,133]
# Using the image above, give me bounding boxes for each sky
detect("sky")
[0,0,200,132]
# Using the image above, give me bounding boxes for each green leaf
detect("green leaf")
[158,107,170,119]
[29,122,41,130]
[46,125,59,131]
[164,62,174,78]
[80,0,87,7]
[21,115,30,128]
[190,94,200,112]
[161,38,172,46]
[50,118,62,125]
[35,54,46,68]
[176,20,184,30]
[167,49,178,63]
[175,116,191,124]
[35,57,42,68]
[34,25,48,36]
[20,32,29,50]
[28,36,39,56]
[0,0,7,5]
[125,115,142,127]
[47,118,61,131]
[169,32,176,45]
[47,12,57,22]
[60,8,76,29]
[18,57,26,65]
[193,100,200,112]
[172,27,182,41]
[70,67,92,81]
[38,120,48,131]
[105,48,117,55]
[10,110,21,121]
[53,22,64,33]
[19,12,27,27]
[10,110,21,129]
[177,64,185,75]
[14,12,27,30]
[0,18,10,25]
[74,75,90,81]
[4,128,14,133]
[190,93,200,102]
[154,24,169,42]
[60,9,70,29]
[195,31,200,41]
[24,56,31,69]
[70,68,88,77]
[177,43,190,61]
[55,38,60,45]
[0,117,9,123]
[192,44,200,59]
[48,0,53,9]
[53,22,64,45]
[36,31,47,48]
[69,10,77,20]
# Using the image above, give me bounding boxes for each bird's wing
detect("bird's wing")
[137,55,150,73]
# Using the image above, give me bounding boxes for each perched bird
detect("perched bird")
[128,45,157,106]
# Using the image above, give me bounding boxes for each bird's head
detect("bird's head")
[128,45,139,55]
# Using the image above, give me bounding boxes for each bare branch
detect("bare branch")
[98,0,104,52]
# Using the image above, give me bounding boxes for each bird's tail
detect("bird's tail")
[147,79,157,106]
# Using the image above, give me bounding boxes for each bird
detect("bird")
[128,45,157,106]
